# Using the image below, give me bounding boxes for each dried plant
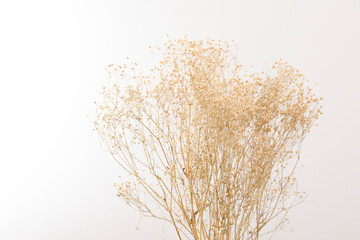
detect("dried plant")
[94,37,322,240]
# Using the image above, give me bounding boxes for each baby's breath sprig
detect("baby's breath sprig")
[94,36,322,240]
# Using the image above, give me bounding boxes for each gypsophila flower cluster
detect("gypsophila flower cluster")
[94,36,322,240]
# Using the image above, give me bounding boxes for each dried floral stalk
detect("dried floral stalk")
[94,37,322,240]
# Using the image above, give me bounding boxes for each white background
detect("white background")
[0,0,359,239]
